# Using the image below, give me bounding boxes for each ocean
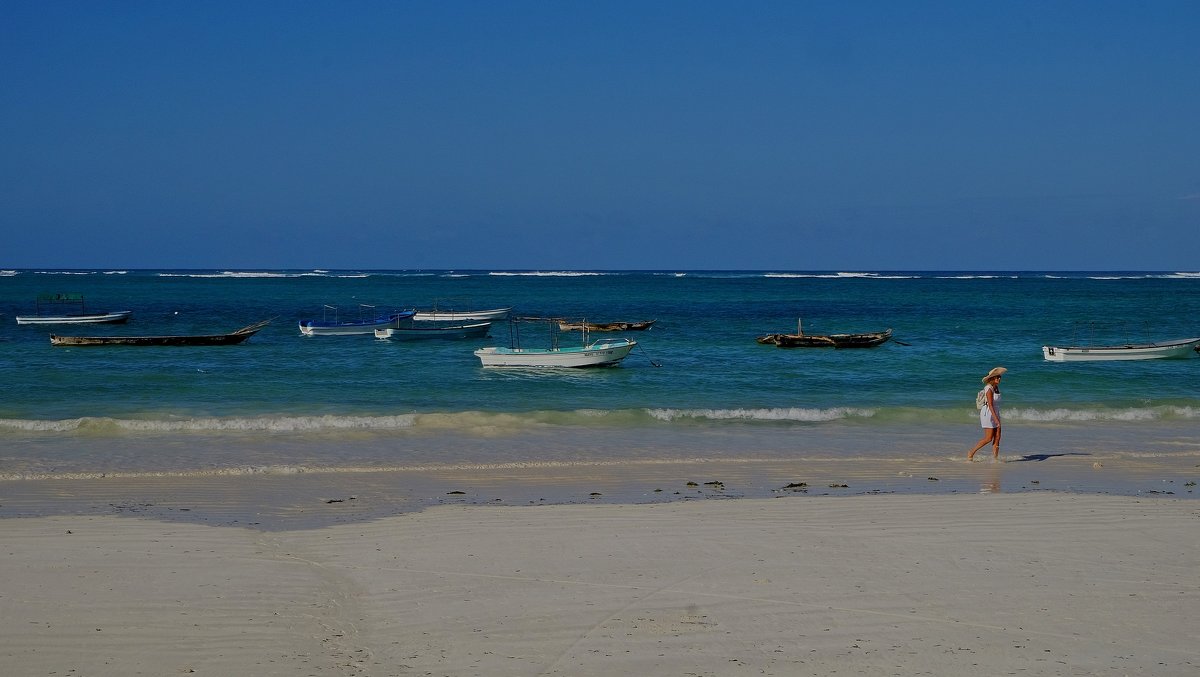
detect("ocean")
[2,269,1198,494]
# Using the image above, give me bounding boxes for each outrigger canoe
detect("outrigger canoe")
[557,319,656,332]
[758,327,893,348]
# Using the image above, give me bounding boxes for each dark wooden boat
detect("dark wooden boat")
[558,319,656,332]
[758,327,893,349]
[50,319,272,346]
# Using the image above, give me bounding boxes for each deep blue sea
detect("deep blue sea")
[2,269,1198,481]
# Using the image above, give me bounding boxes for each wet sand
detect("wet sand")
[0,451,1195,530]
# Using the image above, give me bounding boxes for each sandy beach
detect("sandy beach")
[2,485,1197,676]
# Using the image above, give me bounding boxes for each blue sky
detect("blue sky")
[2,1,1198,270]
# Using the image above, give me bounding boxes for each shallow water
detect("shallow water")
[2,269,1198,482]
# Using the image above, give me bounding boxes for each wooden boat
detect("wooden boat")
[774,329,892,348]
[474,318,637,367]
[758,319,892,348]
[557,319,657,332]
[299,305,415,336]
[1042,337,1200,362]
[374,321,492,340]
[411,302,511,321]
[50,319,272,346]
[15,294,131,325]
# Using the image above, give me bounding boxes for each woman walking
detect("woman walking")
[969,367,1007,461]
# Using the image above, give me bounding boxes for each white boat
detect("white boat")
[375,321,492,340]
[412,306,511,322]
[299,305,415,336]
[17,310,132,325]
[1042,337,1200,361]
[15,294,131,325]
[475,337,637,367]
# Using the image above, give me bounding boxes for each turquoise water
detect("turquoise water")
[2,269,1198,479]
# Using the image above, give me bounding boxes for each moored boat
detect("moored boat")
[1042,337,1200,361]
[758,320,892,348]
[299,305,415,336]
[15,294,131,325]
[557,319,656,332]
[375,321,492,340]
[412,305,511,322]
[474,338,637,367]
[50,319,272,346]
[474,318,637,367]
[775,329,892,348]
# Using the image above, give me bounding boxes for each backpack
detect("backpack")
[975,387,988,410]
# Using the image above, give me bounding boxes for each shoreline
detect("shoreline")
[2,493,1197,675]
[4,417,1198,486]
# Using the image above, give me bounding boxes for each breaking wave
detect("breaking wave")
[1006,406,1200,422]
[0,414,418,434]
[649,407,876,422]
[488,271,608,277]
[2,405,1197,439]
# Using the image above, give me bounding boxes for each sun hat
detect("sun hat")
[981,366,1008,383]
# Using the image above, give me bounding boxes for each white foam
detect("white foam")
[1009,406,1199,422]
[647,407,876,423]
[489,271,606,277]
[0,414,419,434]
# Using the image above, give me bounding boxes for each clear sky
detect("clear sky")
[2,1,1198,270]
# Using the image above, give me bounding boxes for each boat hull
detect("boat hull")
[375,322,492,340]
[558,319,656,332]
[52,333,257,346]
[1042,337,1200,361]
[299,311,414,336]
[16,310,132,325]
[413,307,511,322]
[474,339,636,367]
[761,328,893,348]
[50,320,271,347]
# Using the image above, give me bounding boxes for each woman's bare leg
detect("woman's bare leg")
[968,429,996,461]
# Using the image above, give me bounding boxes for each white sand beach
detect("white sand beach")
[2,492,1197,676]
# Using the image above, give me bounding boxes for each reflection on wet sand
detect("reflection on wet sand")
[980,465,1002,494]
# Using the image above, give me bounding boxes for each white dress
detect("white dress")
[979,386,1001,429]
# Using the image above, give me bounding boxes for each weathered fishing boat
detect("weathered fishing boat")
[775,329,892,348]
[375,321,492,340]
[557,319,657,332]
[475,318,637,367]
[1042,337,1200,361]
[15,293,131,325]
[758,319,892,348]
[50,319,272,346]
[299,305,415,336]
